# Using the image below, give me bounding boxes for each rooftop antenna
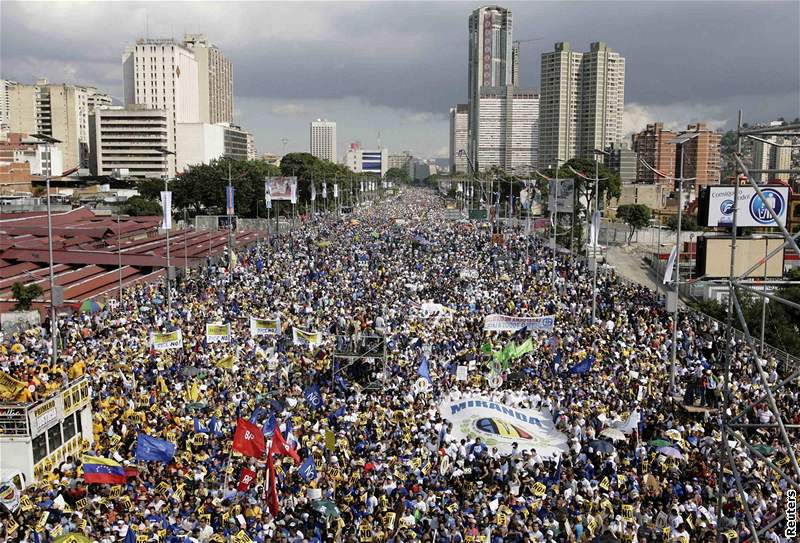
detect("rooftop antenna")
[281,137,289,156]
[145,10,149,40]
[377,129,382,150]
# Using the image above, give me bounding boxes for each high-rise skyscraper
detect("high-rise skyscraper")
[467,5,513,168]
[122,38,200,171]
[449,104,469,174]
[7,79,90,171]
[0,80,18,137]
[183,34,234,125]
[310,119,337,163]
[539,42,625,167]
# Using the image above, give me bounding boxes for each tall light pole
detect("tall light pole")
[640,133,699,392]
[157,148,175,322]
[590,149,610,325]
[533,158,566,287]
[31,134,61,369]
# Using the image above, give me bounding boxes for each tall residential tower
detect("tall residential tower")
[183,34,234,125]
[539,42,625,167]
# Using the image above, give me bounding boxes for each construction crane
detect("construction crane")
[511,38,543,85]
[513,38,544,47]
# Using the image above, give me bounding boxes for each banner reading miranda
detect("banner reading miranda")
[483,314,556,333]
[150,330,183,350]
[250,317,280,336]
[206,323,231,344]
[439,396,568,457]
[292,327,322,348]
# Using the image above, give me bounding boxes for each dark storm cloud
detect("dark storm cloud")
[1,1,798,153]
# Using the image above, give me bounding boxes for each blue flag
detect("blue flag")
[304,384,323,410]
[135,433,176,464]
[569,355,595,375]
[262,412,276,437]
[256,257,264,273]
[417,357,431,383]
[209,415,222,437]
[299,456,318,482]
[249,406,264,424]
[194,417,210,434]
[124,524,137,543]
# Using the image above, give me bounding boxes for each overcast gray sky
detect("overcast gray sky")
[2,1,798,158]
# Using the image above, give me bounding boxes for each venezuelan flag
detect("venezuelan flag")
[82,455,127,484]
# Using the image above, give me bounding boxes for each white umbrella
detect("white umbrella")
[600,428,626,442]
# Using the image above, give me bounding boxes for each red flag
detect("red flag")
[237,467,257,492]
[266,456,279,517]
[270,425,300,465]
[232,418,266,459]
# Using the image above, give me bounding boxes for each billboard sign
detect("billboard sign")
[549,179,575,212]
[702,186,789,228]
[265,177,298,201]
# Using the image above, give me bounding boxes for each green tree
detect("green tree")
[11,282,43,311]
[616,204,652,244]
[666,214,700,231]
[124,196,162,216]
[136,178,165,200]
[385,167,410,184]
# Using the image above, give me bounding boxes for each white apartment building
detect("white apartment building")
[449,104,469,174]
[2,138,64,178]
[0,80,18,136]
[7,79,90,172]
[477,87,539,173]
[467,5,513,167]
[91,105,173,178]
[246,132,257,160]
[175,122,251,170]
[751,121,792,183]
[183,34,233,125]
[539,41,625,167]
[343,145,388,177]
[122,38,200,157]
[310,119,337,163]
[81,86,113,114]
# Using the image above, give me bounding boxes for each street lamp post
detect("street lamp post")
[157,148,175,322]
[640,133,699,392]
[31,134,62,369]
[590,149,611,325]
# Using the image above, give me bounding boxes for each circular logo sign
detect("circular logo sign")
[720,199,734,216]
[749,189,785,225]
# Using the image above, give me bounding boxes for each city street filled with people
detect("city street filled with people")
[1,188,797,543]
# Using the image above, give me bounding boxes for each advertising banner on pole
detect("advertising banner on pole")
[549,179,575,212]
[206,323,231,344]
[150,330,183,350]
[250,317,281,336]
[265,177,298,201]
[483,314,556,332]
[438,396,568,456]
[160,191,172,230]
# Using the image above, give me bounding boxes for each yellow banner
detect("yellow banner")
[206,323,231,344]
[0,371,26,400]
[215,355,235,370]
[150,330,183,350]
[250,317,280,336]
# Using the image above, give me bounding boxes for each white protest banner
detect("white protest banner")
[292,327,322,348]
[459,269,479,280]
[483,314,555,332]
[456,365,468,381]
[205,323,231,344]
[160,191,172,230]
[150,329,183,350]
[412,302,454,319]
[250,317,280,336]
[439,397,568,456]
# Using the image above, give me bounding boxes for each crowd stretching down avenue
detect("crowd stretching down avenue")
[0,189,798,543]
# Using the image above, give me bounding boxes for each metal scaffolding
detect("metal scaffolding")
[715,114,800,542]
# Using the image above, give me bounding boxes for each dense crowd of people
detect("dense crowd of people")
[0,188,797,543]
